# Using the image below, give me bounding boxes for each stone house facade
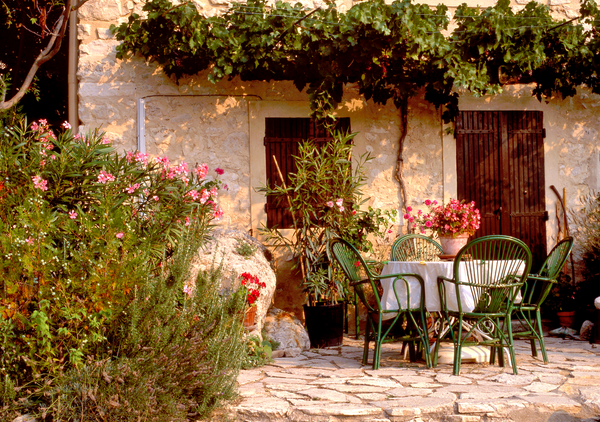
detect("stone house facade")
[75,0,599,313]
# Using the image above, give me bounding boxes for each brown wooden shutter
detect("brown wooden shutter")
[456,110,547,270]
[264,118,351,228]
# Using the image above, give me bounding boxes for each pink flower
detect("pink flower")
[352,210,356,215]
[69,210,77,219]
[183,280,195,297]
[215,168,224,175]
[125,183,140,194]
[424,200,432,206]
[213,206,224,220]
[406,206,413,212]
[403,213,410,219]
[101,137,111,145]
[116,232,124,239]
[153,195,159,201]
[26,237,34,245]
[388,229,392,233]
[338,205,345,213]
[336,198,343,207]
[97,170,115,184]
[31,122,39,131]
[326,201,334,207]
[62,121,71,130]
[195,164,209,179]
[186,190,200,201]
[425,220,433,227]
[32,175,48,191]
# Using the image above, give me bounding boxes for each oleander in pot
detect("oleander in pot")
[258,130,396,347]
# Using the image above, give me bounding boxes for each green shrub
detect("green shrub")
[49,227,247,421]
[0,117,224,384]
[572,192,600,311]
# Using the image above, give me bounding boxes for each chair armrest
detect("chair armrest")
[349,278,371,287]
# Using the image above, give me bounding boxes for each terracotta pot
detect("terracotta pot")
[243,306,257,328]
[438,234,470,256]
[556,310,576,328]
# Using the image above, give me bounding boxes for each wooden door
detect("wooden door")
[264,118,351,228]
[456,111,547,270]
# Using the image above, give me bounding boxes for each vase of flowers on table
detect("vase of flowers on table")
[403,199,481,256]
[239,272,266,328]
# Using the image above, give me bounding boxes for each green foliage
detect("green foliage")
[258,131,396,305]
[542,272,576,313]
[0,117,224,385]
[235,239,257,259]
[572,192,600,311]
[1,215,247,421]
[112,0,600,121]
[241,335,277,369]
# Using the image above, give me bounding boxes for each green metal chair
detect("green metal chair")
[512,236,574,363]
[391,234,443,262]
[330,238,432,369]
[433,235,532,375]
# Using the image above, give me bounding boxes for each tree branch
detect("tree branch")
[0,0,91,111]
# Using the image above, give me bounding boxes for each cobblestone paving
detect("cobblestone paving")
[229,336,600,422]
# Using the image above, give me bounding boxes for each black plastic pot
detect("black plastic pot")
[303,302,344,348]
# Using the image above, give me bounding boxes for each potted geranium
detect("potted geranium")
[239,272,266,328]
[403,199,481,256]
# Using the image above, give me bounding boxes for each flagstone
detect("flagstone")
[520,394,581,412]
[435,373,474,384]
[297,387,363,403]
[523,381,560,393]
[386,386,433,397]
[347,377,402,388]
[390,375,436,384]
[378,396,454,417]
[295,402,384,417]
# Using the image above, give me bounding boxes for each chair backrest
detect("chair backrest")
[391,234,443,261]
[524,236,574,306]
[452,235,532,313]
[535,236,574,279]
[329,238,381,313]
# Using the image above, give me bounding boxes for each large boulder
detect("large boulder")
[263,307,310,357]
[191,228,276,337]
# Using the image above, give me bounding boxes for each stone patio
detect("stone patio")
[229,336,600,422]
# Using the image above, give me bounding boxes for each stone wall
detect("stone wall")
[76,0,599,277]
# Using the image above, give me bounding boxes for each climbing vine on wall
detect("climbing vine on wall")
[112,0,600,209]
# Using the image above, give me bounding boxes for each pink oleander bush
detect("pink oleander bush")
[0,117,225,389]
[403,198,481,237]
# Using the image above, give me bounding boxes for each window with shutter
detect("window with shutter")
[264,118,351,228]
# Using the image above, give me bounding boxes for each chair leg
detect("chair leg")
[418,309,432,368]
[372,316,384,370]
[363,315,372,366]
[354,292,360,340]
[453,318,463,376]
[534,310,549,364]
[506,316,518,375]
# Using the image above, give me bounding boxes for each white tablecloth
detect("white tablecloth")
[380,261,525,313]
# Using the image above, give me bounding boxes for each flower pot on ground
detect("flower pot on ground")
[243,306,257,328]
[303,302,344,348]
[556,310,576,328]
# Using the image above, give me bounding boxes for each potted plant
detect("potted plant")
[258,130,396,347]
[238,272,266,328]
[543,273,578,328]
[403,199,481,256]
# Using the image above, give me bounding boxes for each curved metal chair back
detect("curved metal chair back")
[536,236,574,279]
[452,235,532,314]
[523,236,574,306]
[391,234,443,262]
[330,238,381,314]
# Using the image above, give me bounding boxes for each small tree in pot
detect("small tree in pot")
[258,130,396,346]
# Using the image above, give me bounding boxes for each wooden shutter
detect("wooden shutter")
[264,118,351,228]
[456,111,547,270]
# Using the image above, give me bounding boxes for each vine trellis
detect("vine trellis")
[113,0,600,213]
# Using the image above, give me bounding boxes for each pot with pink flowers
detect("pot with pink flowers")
[403,199,482,258]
